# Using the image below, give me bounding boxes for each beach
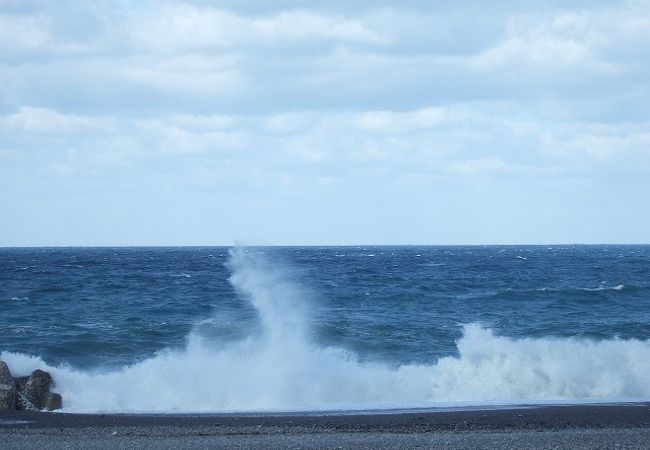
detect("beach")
[2,403,650,449]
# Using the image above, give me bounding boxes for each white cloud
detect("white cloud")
[134,118,249,155]
[251,10,385,44]
[1,0,649,244]
[0,11,98,57]
[4,102,648,179]
[540,122,650,165]
[130,3,385,51]
[0,107,108,133]
[469,6,650,76]
[130,4,237,50]
[168,113,239,131]
[0,14,50,54]
[264,112,315,134]
[446,158,524,176]
[473,37,591,71]
[121,54,245,94]
[354,108,449,133]
[2,1,648,113]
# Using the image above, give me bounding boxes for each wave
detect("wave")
[3,247,650,413]
[581,284,625,292]
[529,284,627,293]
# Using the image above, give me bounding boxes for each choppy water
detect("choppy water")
[1,245,650,412]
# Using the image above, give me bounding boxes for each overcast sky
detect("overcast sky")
[1,0,649,246]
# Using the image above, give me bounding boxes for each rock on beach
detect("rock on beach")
[0,361,16,410]
[0,360,62,411]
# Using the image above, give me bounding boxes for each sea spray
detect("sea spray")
[226,247,310,344]
[2,247,650,412]
[3,330,650,412]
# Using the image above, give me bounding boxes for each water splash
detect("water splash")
[227,247,309,344]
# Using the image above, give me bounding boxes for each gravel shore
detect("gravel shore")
[2,403,650,449]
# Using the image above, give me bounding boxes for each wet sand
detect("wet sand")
[2,403,650,449]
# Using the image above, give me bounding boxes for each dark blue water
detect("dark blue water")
[2,245,649,370]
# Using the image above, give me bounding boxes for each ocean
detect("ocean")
[1,245,650,413]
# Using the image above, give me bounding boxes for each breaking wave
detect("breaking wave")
[3,247,650,413]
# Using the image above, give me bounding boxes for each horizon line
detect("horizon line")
[1,243,649,249]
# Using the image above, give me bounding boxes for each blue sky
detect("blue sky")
[1,0,649,245]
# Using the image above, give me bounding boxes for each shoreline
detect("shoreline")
[2,401,650,430]
[3,403,650,449]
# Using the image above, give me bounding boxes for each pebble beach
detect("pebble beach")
[2,403,650,449]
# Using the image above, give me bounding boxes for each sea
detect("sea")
[1,245,650,413]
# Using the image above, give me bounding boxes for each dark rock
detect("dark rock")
[14,376,29,393]
[0,384,16,410]
[1,363,63,411]
[15,390,38,411]
[44,392,63,411]
[0,361,16,410]
[23,369,53,409]
[0,360,12,385]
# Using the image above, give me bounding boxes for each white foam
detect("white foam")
[583,284,626,292]
[2,247,650,413]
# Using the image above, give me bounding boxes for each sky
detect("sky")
[1,0,649,246]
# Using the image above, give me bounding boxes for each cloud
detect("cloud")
[540,122,650,166]
[473,37,591,71]
[121,55,245,95]
[1,0,649,244]
[471,5,649,79]
[134,117,249,155]
[264,112,315,134]
[354,108,449,133]
[251,10,386,44]
[446,158,526,176]
[0,13,50,55]
[167,113,239,131]
[0,107,108,133]
[5,103,645,183]
[130,3,385,52]
[3,1,648,115]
